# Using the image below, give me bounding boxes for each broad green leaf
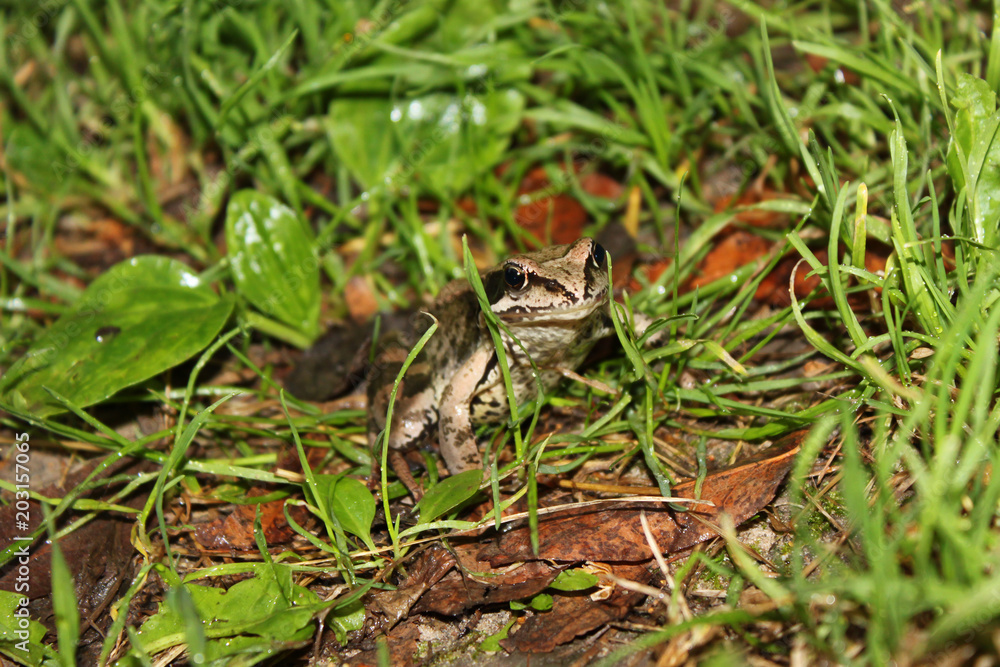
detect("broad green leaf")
[478,617,514,653]
[415,469,483,524]
[327,600,365,645]
[326,86,525,195]
[529,594,554,611]
[946,73,1000,247]
[225,190,321,339]
[0,256,234,418]
[167,586,206,667]
[548,569,598,592]
[324,97,396,192]
[511,594,553,611]
[429,0,502,48]
[131,564,325,663]
[0,591,49,666]
[314,474,376,550]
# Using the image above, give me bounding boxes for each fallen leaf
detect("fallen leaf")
[413,544,561,616]
[755,249,830,307]
[368,546,459,629]
[194,488,304,551]
[479,432,804,566]
[344,276,379,322]
[804,53,860,85]
[624,257,671,293]
[345,616,425,667]
[580,172,625,200]
[501,563,651,653]
[713,189,791,229]
[514,164,623,247]
[755,241,892,308]
[365,543,561,629]
[689,230,771,290]
[515,192,587,246]
[0,457,148,663]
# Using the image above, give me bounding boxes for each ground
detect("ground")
[2,1,1000,665]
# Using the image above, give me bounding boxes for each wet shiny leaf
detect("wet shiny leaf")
[225,190,320,339]
[327,87,525,195]
[130,564,325,663]
[0,256,233,418]
[946,73,1000,247]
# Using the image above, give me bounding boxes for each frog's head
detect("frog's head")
[484,237,610,325]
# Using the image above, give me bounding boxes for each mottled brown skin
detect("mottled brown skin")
[367,238,614,494]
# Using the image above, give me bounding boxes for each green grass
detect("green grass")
[2,0,1000,664]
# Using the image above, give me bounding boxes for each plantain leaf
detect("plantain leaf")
[0,256,233,418]
[225,190,321,339]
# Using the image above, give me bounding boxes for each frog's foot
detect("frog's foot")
[366,448,424,501]
[389,449,424,501]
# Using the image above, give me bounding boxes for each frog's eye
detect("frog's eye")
[504,265,527,291]
[590,242,607,269]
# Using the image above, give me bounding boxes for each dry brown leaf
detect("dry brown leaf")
[689,230,770,290]
[480,432,804,566]
[713,189,791,229]
[194,488,304,551]
[344,275,379,322]
[514,164,623,247]
[412,543,562,616]
[501,563,651,653]
[580,172,625,200]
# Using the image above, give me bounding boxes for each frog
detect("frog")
[364,237,615,494]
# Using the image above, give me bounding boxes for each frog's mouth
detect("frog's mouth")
[499,298,607,325]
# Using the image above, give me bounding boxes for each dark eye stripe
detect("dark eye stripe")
[483,268,506,305]
[590,242,607,268]
[541,277,577,301]
[583,258,603,298]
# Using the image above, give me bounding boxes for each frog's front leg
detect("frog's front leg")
[437,345,496,475]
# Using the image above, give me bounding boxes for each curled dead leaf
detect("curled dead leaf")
[480,432,805,566]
